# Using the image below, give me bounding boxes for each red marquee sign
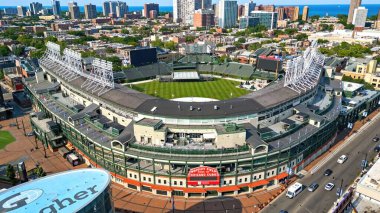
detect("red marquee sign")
[187,166,220,186]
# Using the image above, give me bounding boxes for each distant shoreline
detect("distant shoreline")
[1,4,379,17]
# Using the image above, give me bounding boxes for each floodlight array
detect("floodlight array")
[39,42,115,96]
[81,58,114,96]
[284,41,325,93]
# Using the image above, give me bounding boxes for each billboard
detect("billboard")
[257,55,283,73]
[187,166,220,186]
[129,48,158,67]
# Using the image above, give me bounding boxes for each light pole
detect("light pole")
[338,178,343,198]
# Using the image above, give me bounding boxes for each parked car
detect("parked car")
[308,183,319,192]
[325,183,335,191]
[373,136,379,142]
[26,131,34,137]
[324,169,333,176]
[336,187,343,196]
[374,145,380,152]
[337,155,348,164]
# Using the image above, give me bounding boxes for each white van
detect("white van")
[286,182,303,199]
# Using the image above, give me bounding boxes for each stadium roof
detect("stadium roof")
[173,72,200,80]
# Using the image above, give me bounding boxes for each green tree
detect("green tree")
[295,33,308,41]
[151,39,164,48]
[0,45,10,56]
[13,46,25,56]
[317,39,329,44]
[30,49,45,58]
[310,15,320,22]
[164,41,176,50]
[185,35,196,43]
[284,28,298,36]
[6,164,16,181]
[248,43,262,51]
[237,38,246,43]
[0,69,4,80]
[36,166,46,177]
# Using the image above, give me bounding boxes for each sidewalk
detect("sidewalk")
[111,183,286,213]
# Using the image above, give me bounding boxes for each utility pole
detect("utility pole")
[21,119,26,136]
[339,178,343,197]
[34,135,38,149]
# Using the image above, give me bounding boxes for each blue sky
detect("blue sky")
[2,0,379,7]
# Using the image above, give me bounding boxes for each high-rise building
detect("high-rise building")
[17,6,27,17]
[144,3,159,18]
[102,2,110,16]
[244,0,255,16]
[69,2,80,19]
[52,0,61,16]
[29,2,43,15]
[149,10,158,19]
[238,5,245,18]
[193,9,214,28]
[103,1,127,18]
[251,11,278,30]
[276,7,285,20]
[375,9,380,30]
[239,16,259,29]
[276,6,298,21]
[3,8,18,15]
[352,6,367,28]
[348,0,362,24]
[85,4,97,19]
[201,0,212,10]
[218,0,238,29]
[115,2,128,18]
[173,0,203,25]
[302,6,309,21]
[255,5,275,12]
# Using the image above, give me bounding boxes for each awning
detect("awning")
[151,185,172,192]
[182,187,207,193]
[124,178,141,187]
[275,172,288,180]
[249,180,269,188]
[216,186,239,193]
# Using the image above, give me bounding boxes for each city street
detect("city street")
[262,117,380,213]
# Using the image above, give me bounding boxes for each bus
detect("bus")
[286,182,303,199]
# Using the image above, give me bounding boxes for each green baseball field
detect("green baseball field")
[131,78,250,100]
[0,130,15,150]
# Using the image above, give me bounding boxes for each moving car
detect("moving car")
[373,136,379,142]
[324,169,333,176]
[308,183,319,192]
[325,183,335,191]
[337,155,348,164]
[26,131,34,137]
[286,182,303,199]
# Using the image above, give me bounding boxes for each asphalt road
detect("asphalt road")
[262,117,380,213]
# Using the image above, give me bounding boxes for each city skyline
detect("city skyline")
[2,0,380,7]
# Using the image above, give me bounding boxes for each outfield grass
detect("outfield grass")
[0,130,15,150]
[132,78,250,100]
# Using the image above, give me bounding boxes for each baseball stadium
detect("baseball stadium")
[23,41,380,198]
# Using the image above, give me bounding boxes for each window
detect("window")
[223,181,227,185]
[229,180,232,184]
[174,181,177,185]
[244,178,248,182]
[148,178,151,182]
[267,172,270,176]
[134,175,137,179]
[259,175,261,179]
[158,179,161,184]
[180,181,183,186]
[239,179,242,183]
[129,173,132,178]
[272,171,275,175]
[143,177,146,181]
[254,176,256,180]
[164,180,167,184]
